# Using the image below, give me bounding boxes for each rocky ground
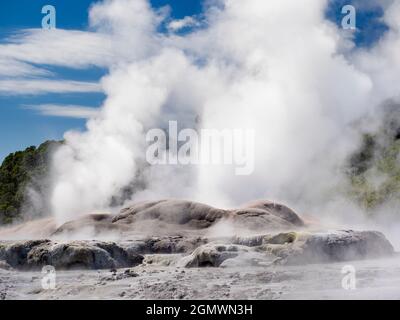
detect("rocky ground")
[1,255,400,300]
[0,199,398,300]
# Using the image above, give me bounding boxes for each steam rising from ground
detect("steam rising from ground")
[49,0,400,231]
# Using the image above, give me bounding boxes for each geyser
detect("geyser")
[40,0,400,228]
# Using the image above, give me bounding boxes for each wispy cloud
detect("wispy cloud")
[0,25,155,95]
[167,16,200,32]
[0,0,163,97]
[0,57,52,77]
[0,79,102,95]
[0,30,112,96]
[0,29,113,73]
[24,104,100,119]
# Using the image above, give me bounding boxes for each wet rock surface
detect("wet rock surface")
[180,244,245,268]
[0,240,143,270]
[178,230,394,268]
[0,260,12,270]
[0,230,394,271]
[279,230,395,265]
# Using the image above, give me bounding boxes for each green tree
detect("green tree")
[0,140,61,224]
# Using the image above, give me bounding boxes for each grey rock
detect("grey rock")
[0,260,12,270]
[0,240,144,270]
[243,200,304,226]
[180,243,244,267]
[1,240,50,269]
[280,230,395,265]
[181,230,394,268]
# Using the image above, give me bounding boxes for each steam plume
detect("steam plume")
[50,0,400,225]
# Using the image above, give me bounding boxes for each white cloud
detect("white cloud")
[0,57,51,77]
[0,79,102,95]
[167,16,200,32]
[0,0,163,92]
[24,104,100,119]
[0,29,113,72]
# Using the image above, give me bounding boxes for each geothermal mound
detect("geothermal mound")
[52,199,304,238]
[0,199,394,271]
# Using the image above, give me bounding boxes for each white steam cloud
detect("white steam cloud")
[48,0,400,225]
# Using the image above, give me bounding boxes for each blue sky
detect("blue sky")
[0,0,389,161]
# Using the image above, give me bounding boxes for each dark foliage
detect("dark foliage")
[0,141,61,224]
